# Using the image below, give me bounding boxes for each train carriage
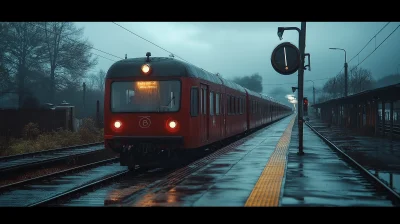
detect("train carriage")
[104,54,292,169]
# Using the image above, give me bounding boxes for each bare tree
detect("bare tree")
[95,69,106,92]
[349,66,374,94]
[1,22,45,106]
[39,22,98,103]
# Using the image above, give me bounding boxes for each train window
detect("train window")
[236,97,239,114]
[200,88,203,114]
[233,97,236,115]
[229,96,235,115]
[227,95,230,115]
[234,97,236,114]
[210,91,214,116]
[216,93,220,115]
[239,98,242,114]
[221,94,223,115]
[190,87,199,117]
[203,88,207,115]
[243,98,245,114]
[111,81,180,112]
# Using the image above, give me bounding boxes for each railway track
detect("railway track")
[0,142,105,176]
[305,120,400,205]
[0,157,128,207]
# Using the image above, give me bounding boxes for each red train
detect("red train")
[104,53,292,170]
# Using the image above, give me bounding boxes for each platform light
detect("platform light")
[286,94,295,100]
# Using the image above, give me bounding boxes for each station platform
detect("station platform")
[281,121,394,206]
[116,114,396,207]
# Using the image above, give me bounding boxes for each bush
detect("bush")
[22,122,41,140]
[0,118,104,157]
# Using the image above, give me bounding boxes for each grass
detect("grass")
[0,118,104,157]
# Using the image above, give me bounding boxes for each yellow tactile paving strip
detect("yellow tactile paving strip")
[245,115,296,207]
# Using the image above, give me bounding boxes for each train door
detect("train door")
[200,84,209,143]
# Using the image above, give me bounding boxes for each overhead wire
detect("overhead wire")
[111,22,194,65]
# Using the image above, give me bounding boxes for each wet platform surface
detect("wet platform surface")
[306,115,400,194]
[281,121,395,206]
[123,115,296,206]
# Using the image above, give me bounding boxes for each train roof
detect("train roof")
[106,56,290,107]
[217,76,247,93]
[106,57,223,85]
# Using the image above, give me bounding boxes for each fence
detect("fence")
[0,106,75,138]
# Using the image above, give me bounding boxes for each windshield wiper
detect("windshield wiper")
[163,96,175,108]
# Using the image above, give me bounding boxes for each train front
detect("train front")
[103,56,187,169]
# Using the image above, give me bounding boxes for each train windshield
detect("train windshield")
[111,80,181,112]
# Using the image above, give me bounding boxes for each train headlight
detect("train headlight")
[166,119,179,132]
[114,121,122,128]
[169,120,177,129]
[141,64,151,74]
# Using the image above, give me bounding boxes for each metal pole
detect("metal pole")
[313,85,316,114]
[344,61,348,97]
[298,22,306,155]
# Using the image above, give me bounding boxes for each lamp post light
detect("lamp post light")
[329,47,348,97]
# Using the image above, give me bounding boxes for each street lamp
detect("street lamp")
[329,47,348,97]
[278,23,307,155]
[305,80,315,109]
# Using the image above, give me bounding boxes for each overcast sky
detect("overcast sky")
[75,22,400,94]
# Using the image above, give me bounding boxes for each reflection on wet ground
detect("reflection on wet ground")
[307,116,400,195]
[282,122,395,206]
[121,116,295,206]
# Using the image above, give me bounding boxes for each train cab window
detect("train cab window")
[190,87,199,117]
[111,81,180,113]
[216,93,220,115]
[210,91,214,116]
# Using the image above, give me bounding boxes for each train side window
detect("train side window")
[221,94,223,115]
[203,89,207,115]
[216,93,220,115]
[228,95,230,115]
[236,97,239,114]
[210,91,214,116]
[239,98,242,114]
[229,96,235,115]
[233,97,236,115]
[234,97,237,115]
[200,88,203,114]
[242,98,245,114]
[190,87,199,117]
